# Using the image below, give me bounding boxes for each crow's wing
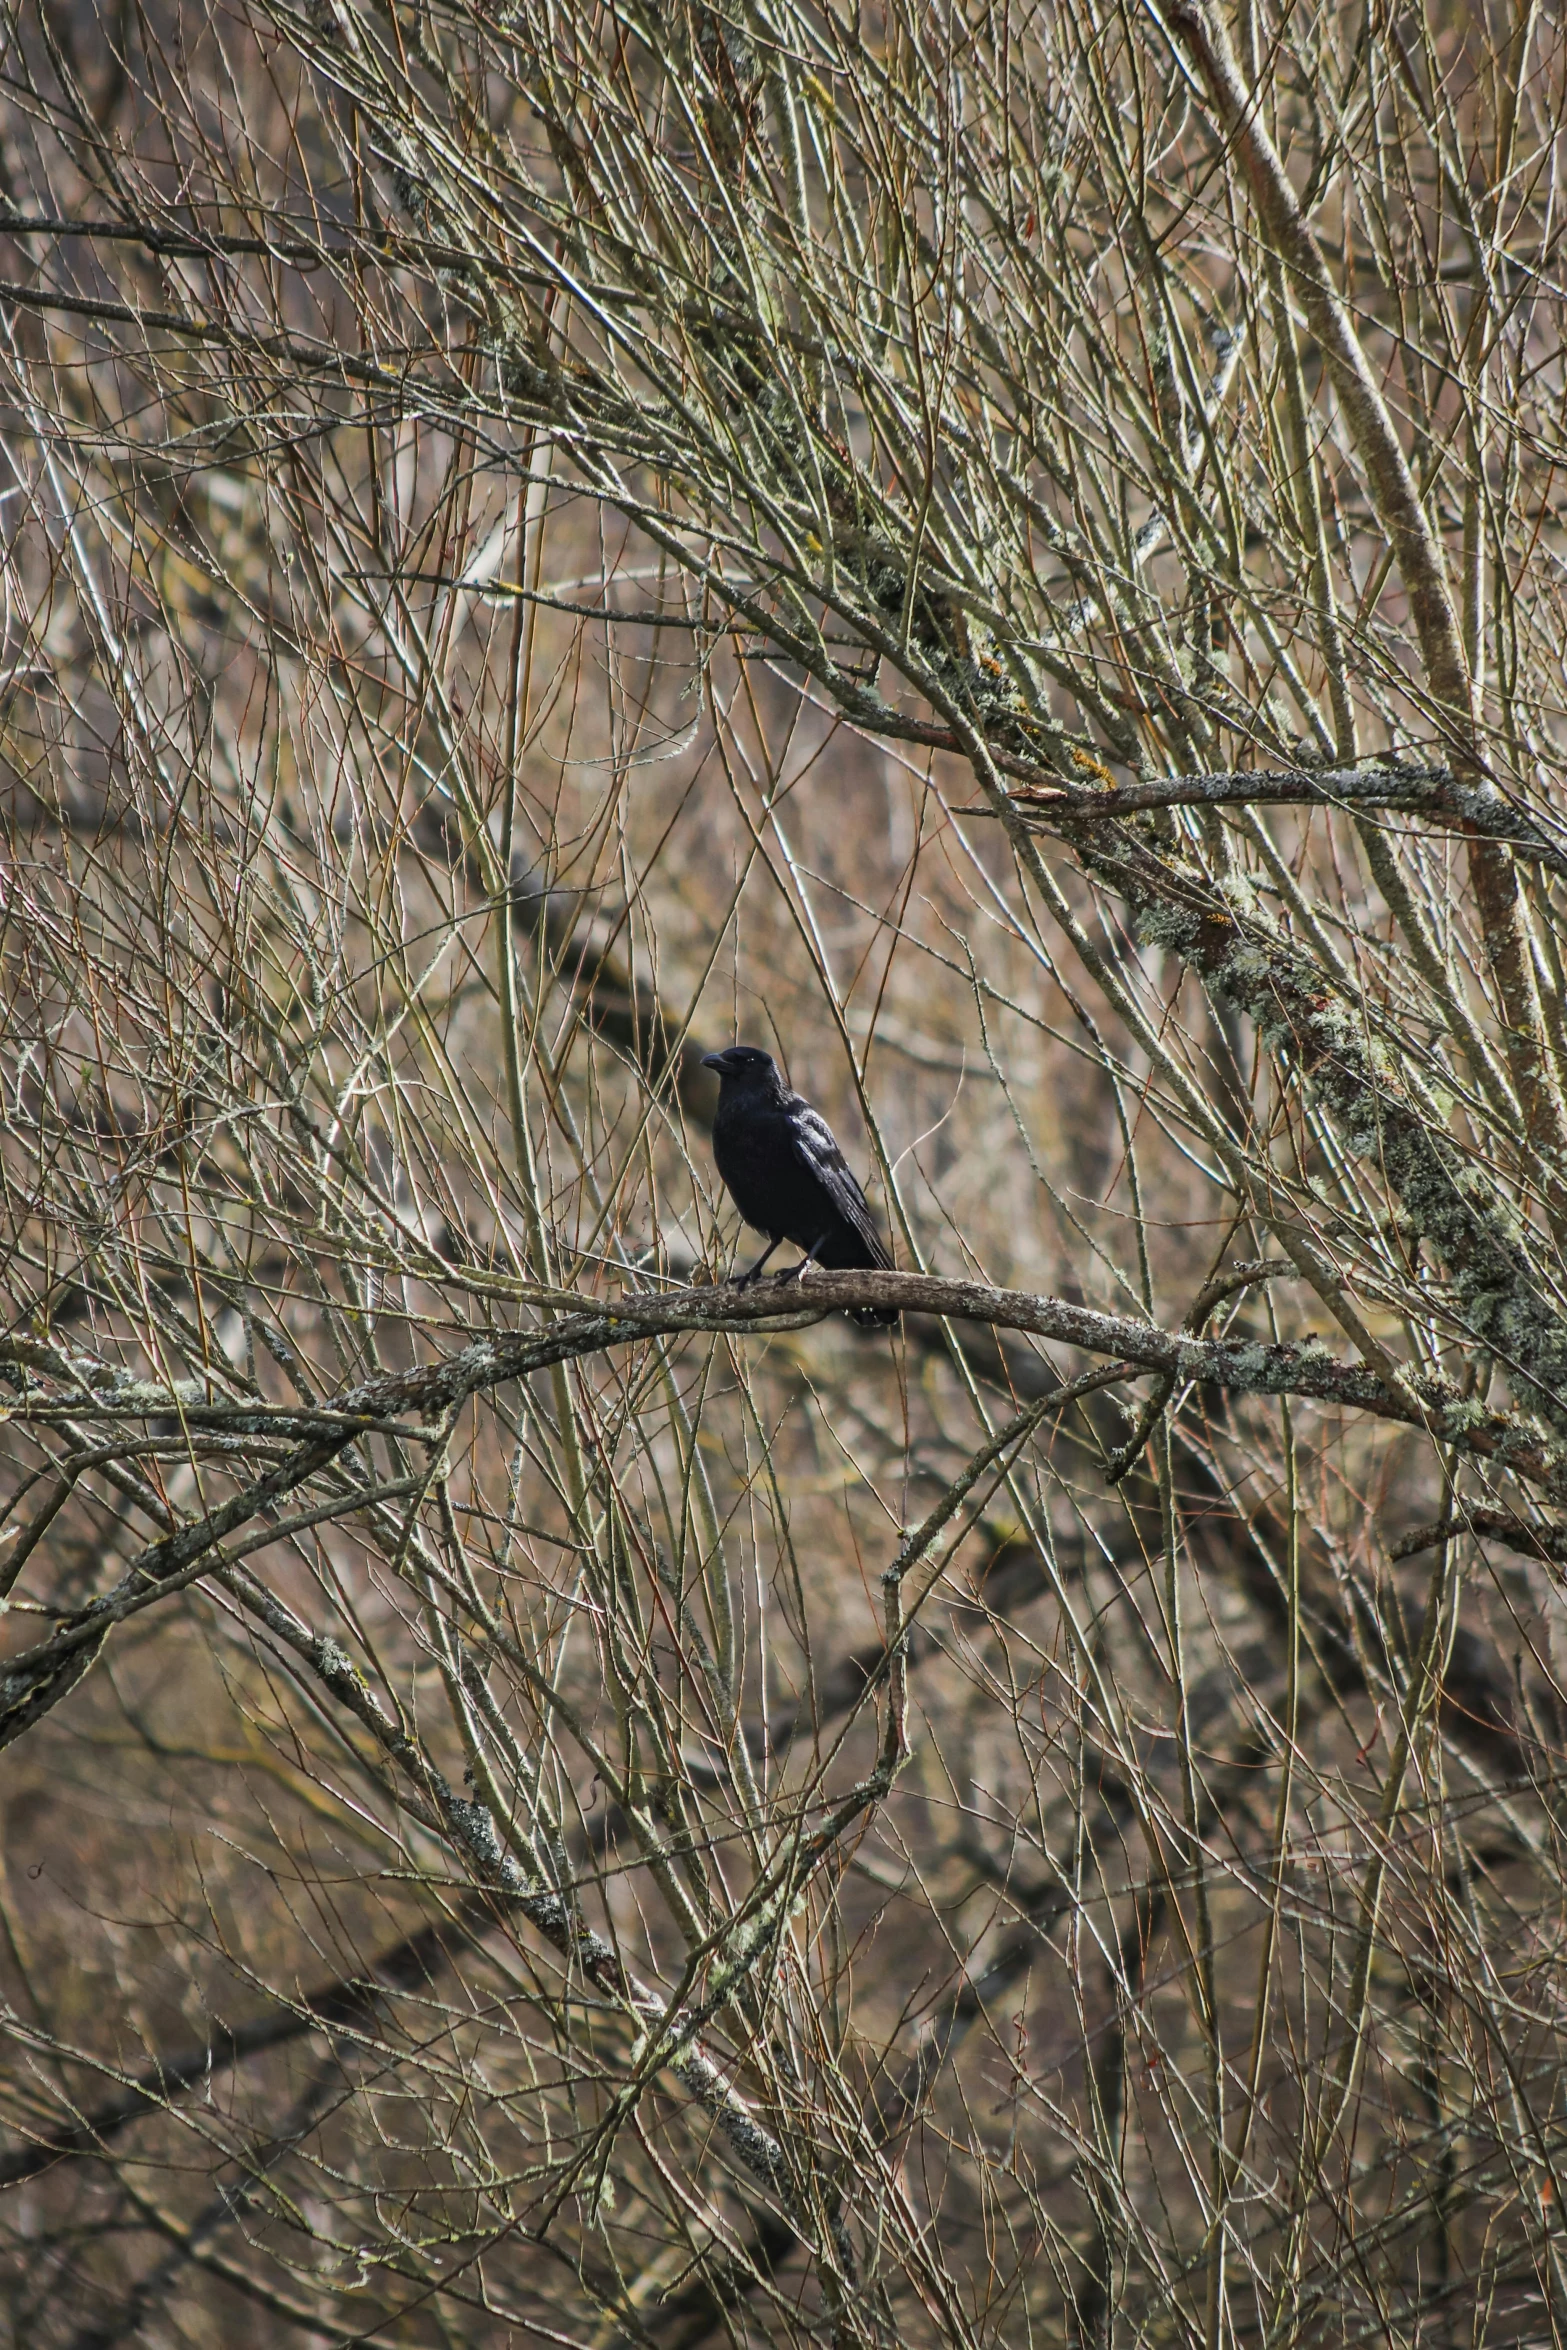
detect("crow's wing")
[789,1099,890,1265]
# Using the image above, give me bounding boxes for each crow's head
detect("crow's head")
[702,1044,781,1091]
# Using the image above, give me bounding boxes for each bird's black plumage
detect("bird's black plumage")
[701,1045,899,1328]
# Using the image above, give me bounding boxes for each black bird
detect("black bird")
[701,1045,899,1328]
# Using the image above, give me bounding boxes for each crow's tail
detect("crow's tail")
[849,1303,901,1331]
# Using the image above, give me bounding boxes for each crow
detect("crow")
[701,1045,899,1328]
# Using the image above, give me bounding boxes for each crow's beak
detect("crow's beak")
[701,1050,730,1074]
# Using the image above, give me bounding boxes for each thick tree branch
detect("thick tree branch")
[1,1272,1550,1498]
[1073,825,1567,1435]
[999,762,1567,883]
[1166,0,1567,1159]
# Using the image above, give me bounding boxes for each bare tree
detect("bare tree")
[1,0,1567,2341]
